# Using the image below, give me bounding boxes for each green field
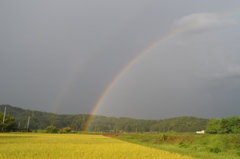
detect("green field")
[0,133,194,159]
[115,132,240,159]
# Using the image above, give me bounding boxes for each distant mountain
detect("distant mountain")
[0,104,210,132]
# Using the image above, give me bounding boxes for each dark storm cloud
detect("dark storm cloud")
[1,0,240,119]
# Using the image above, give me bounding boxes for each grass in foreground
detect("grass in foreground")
[114,132,240,159]
[0,133,194,159]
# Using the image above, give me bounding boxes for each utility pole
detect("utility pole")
[2,106,6,131]
[18,121,21,132]
[27,116,30,132]
[82,115,85,131]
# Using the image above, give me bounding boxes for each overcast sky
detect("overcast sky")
[1,1,240,119]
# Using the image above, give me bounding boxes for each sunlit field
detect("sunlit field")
[0,133,194,159]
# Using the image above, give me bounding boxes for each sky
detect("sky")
[0,0,240,119]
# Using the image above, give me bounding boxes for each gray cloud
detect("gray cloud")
[213,66,240,80]
[1,1,240,119]
[174,12,238,34]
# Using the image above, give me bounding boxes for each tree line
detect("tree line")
[206,116,240,134]
[1,104,209,133]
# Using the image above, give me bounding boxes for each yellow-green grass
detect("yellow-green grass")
[0,133,194,159]
[115,133,240,159]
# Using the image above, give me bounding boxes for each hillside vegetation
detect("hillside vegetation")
[0,104,209,132]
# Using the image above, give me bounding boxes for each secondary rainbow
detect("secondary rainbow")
[83,10,239,131]
[83,24,192,131]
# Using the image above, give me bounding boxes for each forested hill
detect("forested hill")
[0,104,209,132]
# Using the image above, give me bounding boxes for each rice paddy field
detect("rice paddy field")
[0,133,194,159]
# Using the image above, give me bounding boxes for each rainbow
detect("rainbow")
[83,10,239,131]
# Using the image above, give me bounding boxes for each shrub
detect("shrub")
[166,130,177,136]
[45,126,58,133]
[209,147,222,153]
[159,134,168,141]
[179,142,188,148]
[62,127,72,133]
